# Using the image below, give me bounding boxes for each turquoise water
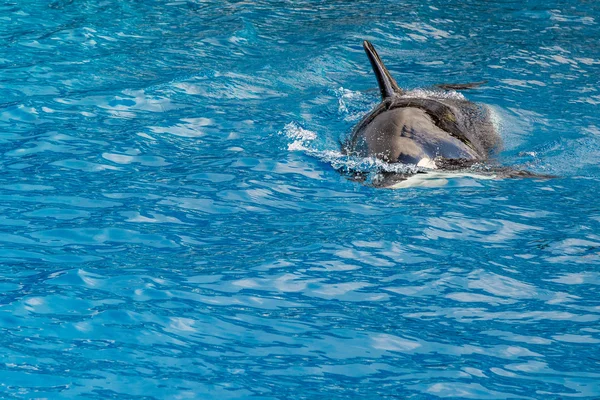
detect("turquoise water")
[1,0,600,398]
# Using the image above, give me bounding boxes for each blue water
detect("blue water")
[1,0,600,398]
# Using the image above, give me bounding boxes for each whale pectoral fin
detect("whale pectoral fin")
[468,164,557,179]
[436,80,488,91]
[434,158,557,179]
[496,168,557,180]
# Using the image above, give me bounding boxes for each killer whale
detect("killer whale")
[342,41,547,188]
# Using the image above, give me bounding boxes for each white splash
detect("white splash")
[281,120,424,176]
[487,105,504,137]
[280,122,317,151]
[401,88,467,101]
[335,87,357,114]
[335,87,378,122]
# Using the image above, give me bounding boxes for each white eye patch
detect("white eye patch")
[417,157,437,169]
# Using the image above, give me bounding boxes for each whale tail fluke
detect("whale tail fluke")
[363,40,403,100]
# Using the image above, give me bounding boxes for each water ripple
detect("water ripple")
[0,0,599,398]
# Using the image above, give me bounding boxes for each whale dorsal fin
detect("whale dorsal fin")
[363,40,403,100]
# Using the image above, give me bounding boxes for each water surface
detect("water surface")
[1,0,599,398]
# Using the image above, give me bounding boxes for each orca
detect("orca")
[342,41,549,188]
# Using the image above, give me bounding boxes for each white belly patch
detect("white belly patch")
[389,171,497,189]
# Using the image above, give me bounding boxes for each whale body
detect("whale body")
[342,41,513,187]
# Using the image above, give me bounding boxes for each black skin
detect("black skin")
[342,96,500,163]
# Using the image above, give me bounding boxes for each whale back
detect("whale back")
[344,41,501,162]
[344,96,499,159]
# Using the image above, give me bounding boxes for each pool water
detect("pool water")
[1,0,600,398]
